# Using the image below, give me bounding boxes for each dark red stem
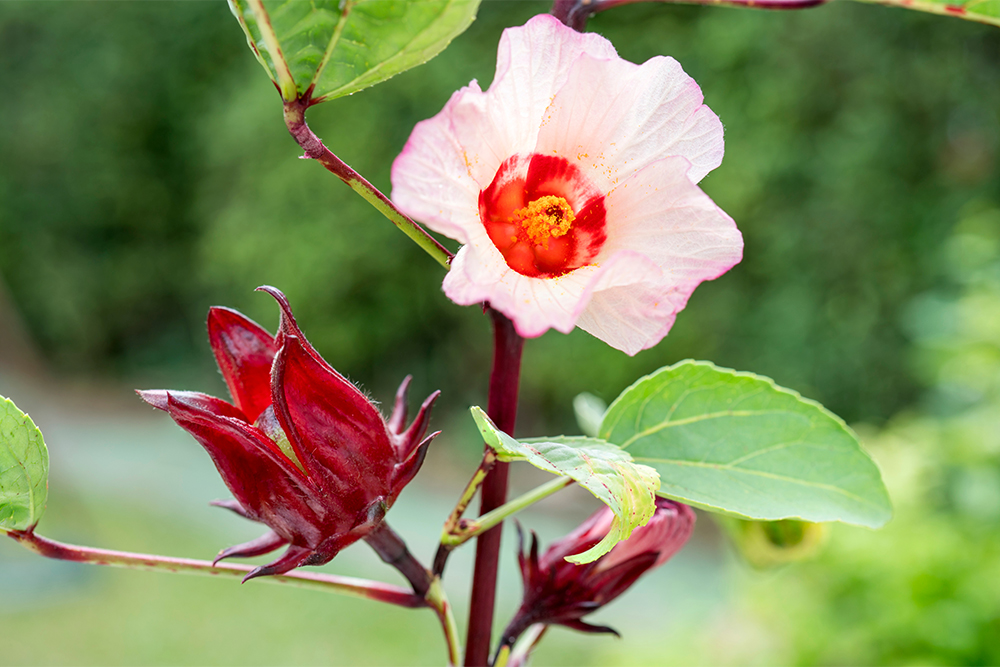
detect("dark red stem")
[551,0,827,30]
[365,521,434,597]
[465,309,525,666]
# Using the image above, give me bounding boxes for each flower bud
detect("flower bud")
[138,286,439,581]
[502,497,694,646]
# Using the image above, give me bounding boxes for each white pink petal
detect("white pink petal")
[391,14,742,354]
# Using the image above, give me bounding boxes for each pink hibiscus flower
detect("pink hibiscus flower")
[391,14,743,355]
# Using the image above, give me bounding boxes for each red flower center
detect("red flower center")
[480,154,607,278]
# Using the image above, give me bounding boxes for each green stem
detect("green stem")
[8,527,425,608]
[426,578,463,666]
[442,476,574,549]
[283,98,453,270]
[433,450,497,574]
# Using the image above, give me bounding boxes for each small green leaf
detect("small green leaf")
[600,360,892,529]
[228,0,481,103]
[853,0,1000,29]
[573,392,607,439]
[471,407,660,564]
[0,395,49,533]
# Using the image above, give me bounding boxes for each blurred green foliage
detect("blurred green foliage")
[710,205,1000,665]
[1,0,997,428]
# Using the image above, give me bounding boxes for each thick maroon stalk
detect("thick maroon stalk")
[465,309,525,666]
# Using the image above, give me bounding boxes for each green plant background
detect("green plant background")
[0,0,998,664]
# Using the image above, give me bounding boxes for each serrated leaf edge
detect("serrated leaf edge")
[312,0,479,103]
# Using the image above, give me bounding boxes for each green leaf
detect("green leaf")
[228,0,481,103]
[0,395,49,533]
[600,360,892,529]
[471,407,660,564]
[853,0,1000,29]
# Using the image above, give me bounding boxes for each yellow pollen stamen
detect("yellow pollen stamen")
[510,195,575,248]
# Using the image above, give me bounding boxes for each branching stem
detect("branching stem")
[364,522,464,665]
[282,97,453,270]
[433,450,498,575]
[364,521,434,597]
[441,476,574,549]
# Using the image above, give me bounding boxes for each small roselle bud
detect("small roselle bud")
[501,497,695,648]
[138,286,439,582]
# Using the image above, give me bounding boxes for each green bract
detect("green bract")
[600,360,892,528]
[471,407,660,564]
[0,395,49,533]
[228,0,480,103]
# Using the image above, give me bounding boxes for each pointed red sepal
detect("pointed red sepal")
[516,527,540,586]
[558,619,621,638]
[586,551,658,604]
[388,375,413,435]
[213,530,288,565]
[390,431,439,503]
[393,389,441,460]
[255,286,346,379]
[137,389,247,422]
[207,306,278,423]
[271,332,395,502]
[146,390,321,545]
[242,544,315,583]
[210,498,251,519]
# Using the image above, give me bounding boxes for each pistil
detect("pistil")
[510,196,575,249]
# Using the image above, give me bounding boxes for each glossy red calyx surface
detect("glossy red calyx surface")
[138,287,439,581]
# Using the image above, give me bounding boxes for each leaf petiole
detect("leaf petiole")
[282,98,453,270]
[432,450,497,574]
[441,476,574,549]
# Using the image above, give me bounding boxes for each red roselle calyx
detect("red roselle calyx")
[501,497,695,648]
[138,286,439,582]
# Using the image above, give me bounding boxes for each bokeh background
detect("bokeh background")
[1,0,999,664]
